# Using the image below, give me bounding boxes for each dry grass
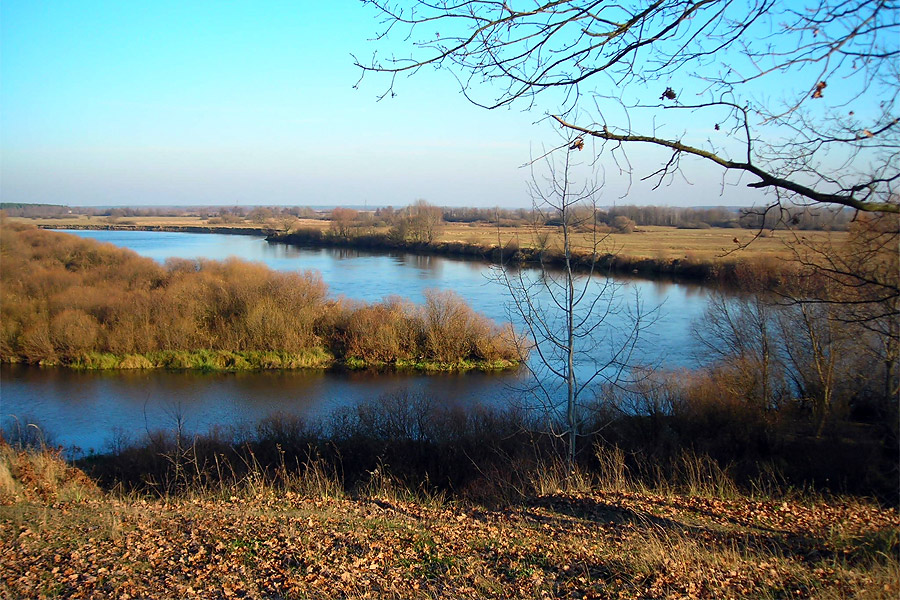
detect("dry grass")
[0,443,100,504]
[1,446,897,599]
[439,222,846,262]
[306,218,842,263]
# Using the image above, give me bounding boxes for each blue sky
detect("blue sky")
[2,1,770,208]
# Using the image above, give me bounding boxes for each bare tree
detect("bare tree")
[356,0,898,214]
[330,207,360,238]
[498,147,651,464]
[692,289,783,411]
[389,199,445,243]
[782,213,899,404]
[692,225,899,436]
[407,199,444,243]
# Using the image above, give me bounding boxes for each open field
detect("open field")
[10,214,848,264]
[437,222,845,263]
[1,445,898,600]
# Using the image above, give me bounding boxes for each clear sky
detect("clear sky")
[1,1,768,208]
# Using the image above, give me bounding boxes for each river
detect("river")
[1,230,713,453]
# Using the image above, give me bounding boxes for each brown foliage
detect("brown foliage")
[328,291,520,365]
[335,298,421,363]
[50,309,100,355]
[0,223,518,368]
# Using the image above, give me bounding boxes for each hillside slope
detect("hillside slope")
[2,446,897,599]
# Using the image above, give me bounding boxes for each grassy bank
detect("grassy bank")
[5,349,515,373]
[56,349,332,371]
[2,441,897,599]
[0,223,521,372]
[269,226,773,285]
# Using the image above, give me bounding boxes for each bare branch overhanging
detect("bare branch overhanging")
[552,114,900,213]
[358,0,900,214]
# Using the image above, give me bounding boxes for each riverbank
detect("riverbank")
[2,443,898,600]
[268,228,770,285]
[1,349,517,373]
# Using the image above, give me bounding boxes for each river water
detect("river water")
[1,230,712,452]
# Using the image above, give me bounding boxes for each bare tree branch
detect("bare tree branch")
[358,0,899,214]
[552,115,900,213]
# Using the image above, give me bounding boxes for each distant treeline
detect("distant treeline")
[0,223,520,371]
[4,200,852,231]
[0,203,75,219]
[0,203,321,224]
[443,204,852,230]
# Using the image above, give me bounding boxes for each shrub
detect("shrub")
[50,309,100,355]
[0,224,517,371]
[612,215,636,233]
[339,302,420,363]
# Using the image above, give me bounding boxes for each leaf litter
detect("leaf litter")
[3,486,898,599]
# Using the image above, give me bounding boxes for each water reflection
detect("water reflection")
[651,279,673,296]
[268,243,305,260]
[329,247,367,261]
[1,363,526,452]
[403,253,443,276]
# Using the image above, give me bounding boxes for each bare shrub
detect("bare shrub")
[472,321,520,362]
[50,309,100,355]
[340,299,424,363]
[422,290,475,363]
[343,305,405,362]
[419,291,521,364]
[20,321,56,363]
[612,215,636,233]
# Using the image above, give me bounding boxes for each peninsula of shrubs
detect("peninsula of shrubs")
[0,222,521,372]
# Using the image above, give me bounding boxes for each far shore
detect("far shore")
[11,215,845,286]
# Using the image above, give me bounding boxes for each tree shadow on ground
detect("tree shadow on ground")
[523,494,835,563]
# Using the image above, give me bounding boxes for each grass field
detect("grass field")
[438,222,844,262]
[11,214,847,264]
